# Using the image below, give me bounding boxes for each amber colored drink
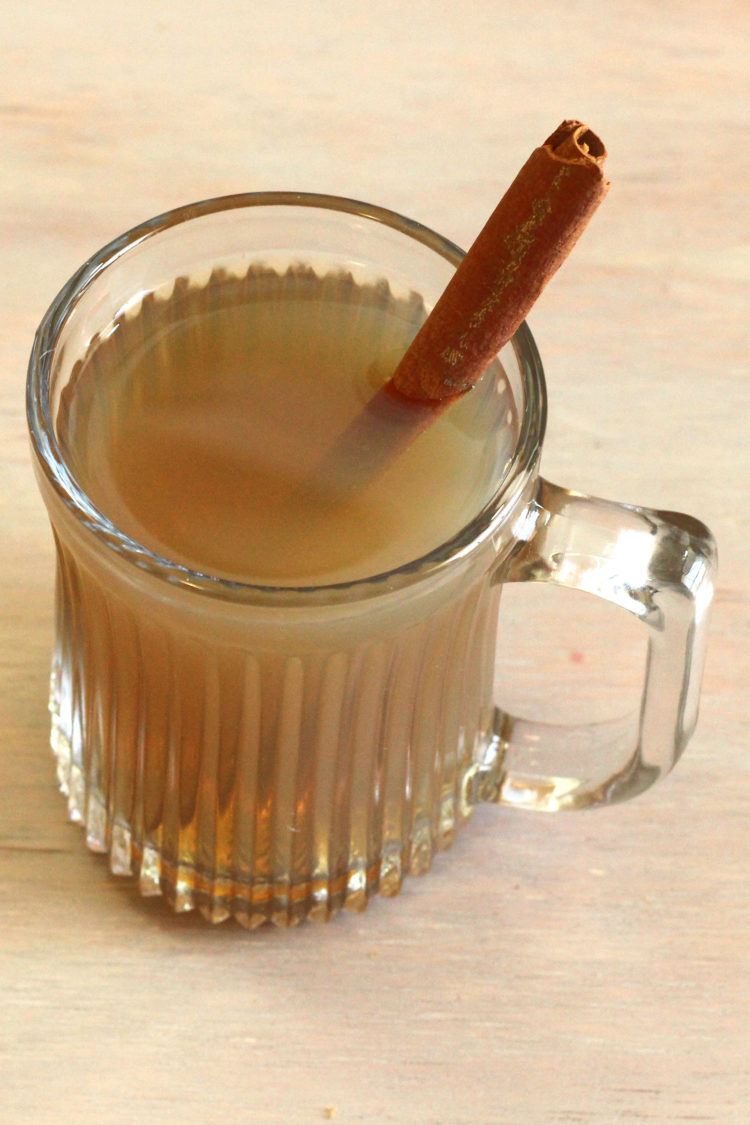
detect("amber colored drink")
[48,263,514,925]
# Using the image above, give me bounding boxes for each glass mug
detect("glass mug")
[27,193,716,927]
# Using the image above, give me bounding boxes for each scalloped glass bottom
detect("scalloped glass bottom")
[48,544,498,928]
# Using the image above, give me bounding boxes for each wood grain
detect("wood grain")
[2,2,749,1122]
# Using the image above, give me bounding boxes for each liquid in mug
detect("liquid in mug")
[58,264,513,585]
[51,263,515,924]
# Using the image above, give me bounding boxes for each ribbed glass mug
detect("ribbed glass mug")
[27,193,716,927]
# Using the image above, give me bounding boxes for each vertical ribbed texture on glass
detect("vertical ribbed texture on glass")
[50,542,498,926]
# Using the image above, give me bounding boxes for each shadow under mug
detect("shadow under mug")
[27,193,716,927]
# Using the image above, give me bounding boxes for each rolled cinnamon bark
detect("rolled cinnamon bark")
[390,120,608,402]
[303,122,608,501]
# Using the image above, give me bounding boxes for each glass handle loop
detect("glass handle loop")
[472,478,716,811]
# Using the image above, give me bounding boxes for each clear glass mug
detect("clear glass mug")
[27,193,716,927]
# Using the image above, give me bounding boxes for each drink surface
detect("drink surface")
[57,265,514,585]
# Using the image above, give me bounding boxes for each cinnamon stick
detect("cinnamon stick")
[390,120,608,402]
[310,121,608,494]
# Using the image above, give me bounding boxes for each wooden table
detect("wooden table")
[3,3,748,1121]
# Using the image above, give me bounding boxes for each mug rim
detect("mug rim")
[27,191,547,605]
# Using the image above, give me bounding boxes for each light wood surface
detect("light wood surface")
[2,2,748,1122]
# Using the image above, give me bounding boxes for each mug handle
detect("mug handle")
[469,478,717,811]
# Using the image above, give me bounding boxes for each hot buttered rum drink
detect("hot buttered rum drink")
[50,263,516,924]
